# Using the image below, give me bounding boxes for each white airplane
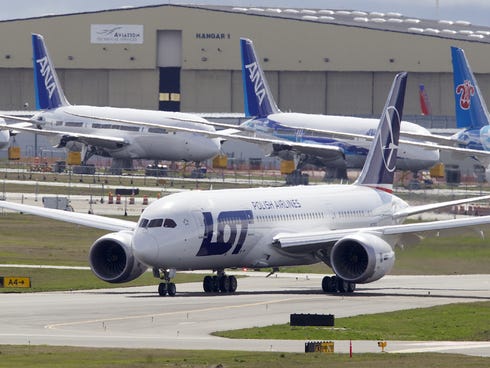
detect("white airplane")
[233,38,441,177]
[0,119,9,149]
[0,34,222,173]
[2,72,490,296]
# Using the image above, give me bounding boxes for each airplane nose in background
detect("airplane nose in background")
[133,232,159,266]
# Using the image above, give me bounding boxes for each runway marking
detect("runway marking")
[45,296,318,330]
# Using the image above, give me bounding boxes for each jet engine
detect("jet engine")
[89,230,148,283]
[330,233,395,284]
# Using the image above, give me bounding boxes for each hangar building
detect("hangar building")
[1,4,490,121]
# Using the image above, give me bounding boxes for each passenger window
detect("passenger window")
[148,218,163,227]
[164,219,177,228]
[139,218,149,228]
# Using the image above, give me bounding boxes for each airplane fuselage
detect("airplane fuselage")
[0,119,9,149]
[132,184,408,271]
[33,105,222,162]
[242,113,440,171]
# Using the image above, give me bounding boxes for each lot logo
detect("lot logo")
[378,106,399,173]
[196,210,253,256]
[456,80,475,110]
[245,62,266,106]
[36,56,56,99]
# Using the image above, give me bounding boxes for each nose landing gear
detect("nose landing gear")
[154,268,177,296]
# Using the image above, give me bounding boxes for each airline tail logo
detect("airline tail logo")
[456,80,475,110]
[245,61,266,106]
[36,56,57,100]
[380,106,399,173]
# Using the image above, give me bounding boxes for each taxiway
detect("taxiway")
[0,273,489,356]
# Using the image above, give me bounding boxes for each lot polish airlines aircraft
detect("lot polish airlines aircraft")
[0,34,221,172]
[2,72,490,296]
[235,38,440,176]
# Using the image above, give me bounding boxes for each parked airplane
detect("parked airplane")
[236,38,440,177]
[0,34,222,173]
[2,72,490,296]
[450,46,490,151]
[0,119,9,149]
[402,46,490,157]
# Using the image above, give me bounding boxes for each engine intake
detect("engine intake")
[331,233,394,284]
[89,230,148,283]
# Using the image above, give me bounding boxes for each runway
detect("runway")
[1,273,489,356]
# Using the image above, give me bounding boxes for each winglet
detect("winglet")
[354,72,407,193]
[240,38,280,118]
[451,46,490,129]
[32,33,69,110]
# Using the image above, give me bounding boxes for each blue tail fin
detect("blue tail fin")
[32,33,69,110]
[354,72,407,193]
[240,38,280,118]
[451,46,490,129]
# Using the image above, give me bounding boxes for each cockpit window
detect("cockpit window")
[163,218,177,228]
[139,218,149,228]
[148,218,164,228]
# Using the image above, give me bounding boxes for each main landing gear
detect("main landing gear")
[154,268,177,296]
[321,275,356,293]
[203,270,237,293]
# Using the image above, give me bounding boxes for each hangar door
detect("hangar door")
[157,30,182,111]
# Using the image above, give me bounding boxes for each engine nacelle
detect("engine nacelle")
[330,233,395,284]
[89,230,148,283]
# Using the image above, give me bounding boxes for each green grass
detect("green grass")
[0,267,204,293]
[213,301,490,341]
[0,346,488,368]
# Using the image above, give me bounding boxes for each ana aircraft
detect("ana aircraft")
[0,34,222,173]
[235,38,440,177]
[2,72,490,296]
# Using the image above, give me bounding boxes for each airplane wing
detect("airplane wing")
[267,122,490,164]
[0,200,137,232]
[273,215,490,253]
[0,113,127,148]
[392,194,490,219]
[273,194,490,253]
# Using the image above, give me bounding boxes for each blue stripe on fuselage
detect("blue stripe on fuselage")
[240,117,371,157]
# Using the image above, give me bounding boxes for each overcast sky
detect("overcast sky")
[3,1,490,27]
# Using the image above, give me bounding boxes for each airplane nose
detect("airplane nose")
[133,231,159,266]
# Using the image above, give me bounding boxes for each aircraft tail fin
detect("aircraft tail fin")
[32,33,69,110]
[354,72,407,193]
[419,84,431,115]
[451,46,490,129]
[240,38,280,118]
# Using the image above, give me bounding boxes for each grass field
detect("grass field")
[213,301,490,341]
[0,346,488,368]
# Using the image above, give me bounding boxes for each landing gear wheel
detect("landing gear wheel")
[212,276,220,292]
[158,282,167,296]
[167,282,176,296]
[219,275,231,293]
[229,275,237,293]
[322,276,336,293]
[203,275,213,293]
[347,282,356,293]
[337,277,350,293]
